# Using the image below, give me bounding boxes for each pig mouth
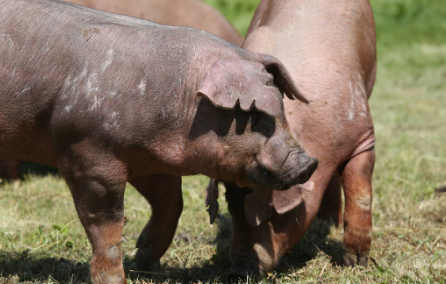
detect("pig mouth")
[248,154,318,191]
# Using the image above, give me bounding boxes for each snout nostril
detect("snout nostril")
[307,157,319,172]
[295,156,318,184]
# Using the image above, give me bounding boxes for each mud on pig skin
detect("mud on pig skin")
[0,0,317,282]
[207,0,376,278]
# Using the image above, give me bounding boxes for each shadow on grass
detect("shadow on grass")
[277,218,344,274]
[0,250,90,283]
[0,214,234,284]
[0,216,341,283]
[127,212,235,283]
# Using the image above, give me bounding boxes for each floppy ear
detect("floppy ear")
[244,182,309,226]
[205,178,219,224]
[197,58,283,117]
[272,186,304,214]
[258,53,309,103]
[244,187,273,227]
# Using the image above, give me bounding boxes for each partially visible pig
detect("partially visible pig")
[211,0,376,278]
[0,0,317,282]
[66,0,244,45]
[0,0,243,182]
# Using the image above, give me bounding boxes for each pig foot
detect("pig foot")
[134,247,156,271]
[340,150,375,268]
[343,248,368,267]
[129,175,183,269]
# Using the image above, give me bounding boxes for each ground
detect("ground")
[1,0,446,283]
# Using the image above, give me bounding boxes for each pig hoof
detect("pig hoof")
[135,248,156,271]
[343,250,368,267]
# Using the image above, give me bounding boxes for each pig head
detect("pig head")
[191,56,317,191]
[209,0,377,279]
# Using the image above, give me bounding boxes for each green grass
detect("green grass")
[2,0,446,283]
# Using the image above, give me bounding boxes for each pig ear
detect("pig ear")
[258,53,309,104]
[244,188,273,227]
[197,58,283,117]
[205,178,219,224]
[272,186,304,214]
[244,184,306,227]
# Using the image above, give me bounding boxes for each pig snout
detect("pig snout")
[251,137,319,191]
[293,153,319,185]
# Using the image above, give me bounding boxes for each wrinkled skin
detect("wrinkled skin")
[0,0,317,283]
[0,0,244,181]
[222,0,377,278]
[65,0,243,45]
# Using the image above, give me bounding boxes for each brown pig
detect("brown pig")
[65,0,244,46]
[213,0,377,278]
[0,0,318,282]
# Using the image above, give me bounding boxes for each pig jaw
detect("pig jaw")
[228,234,279,280]
[226,187,285,279]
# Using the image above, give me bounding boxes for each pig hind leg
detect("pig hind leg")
[340,150,374,267]
[129,174,183,271]
[317,173,343,227]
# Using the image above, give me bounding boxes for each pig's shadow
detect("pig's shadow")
[0,214,234,284]
[275,218,344,275]
[0,215,340,283]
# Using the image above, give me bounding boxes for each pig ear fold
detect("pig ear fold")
[272,186,304,214]
[197,58,282,117]
[205,178,219,224]
[258,53,310,104]
[244,188,273,227]
[244,184,307,227]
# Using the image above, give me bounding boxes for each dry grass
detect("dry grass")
[1,0,446,283]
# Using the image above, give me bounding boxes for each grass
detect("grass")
[1,0,446,283]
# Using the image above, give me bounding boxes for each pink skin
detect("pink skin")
[65,0,243,46]
[224,0,376,278]
[0,0,317,282]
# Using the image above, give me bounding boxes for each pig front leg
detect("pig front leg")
[59,152,128,284]
[129,174,183,271]
[341,150,375,267]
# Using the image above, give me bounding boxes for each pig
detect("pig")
[0,0,318,282]
[0,0,244,181]
[65,0,244,46]
[208,0,377,278]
